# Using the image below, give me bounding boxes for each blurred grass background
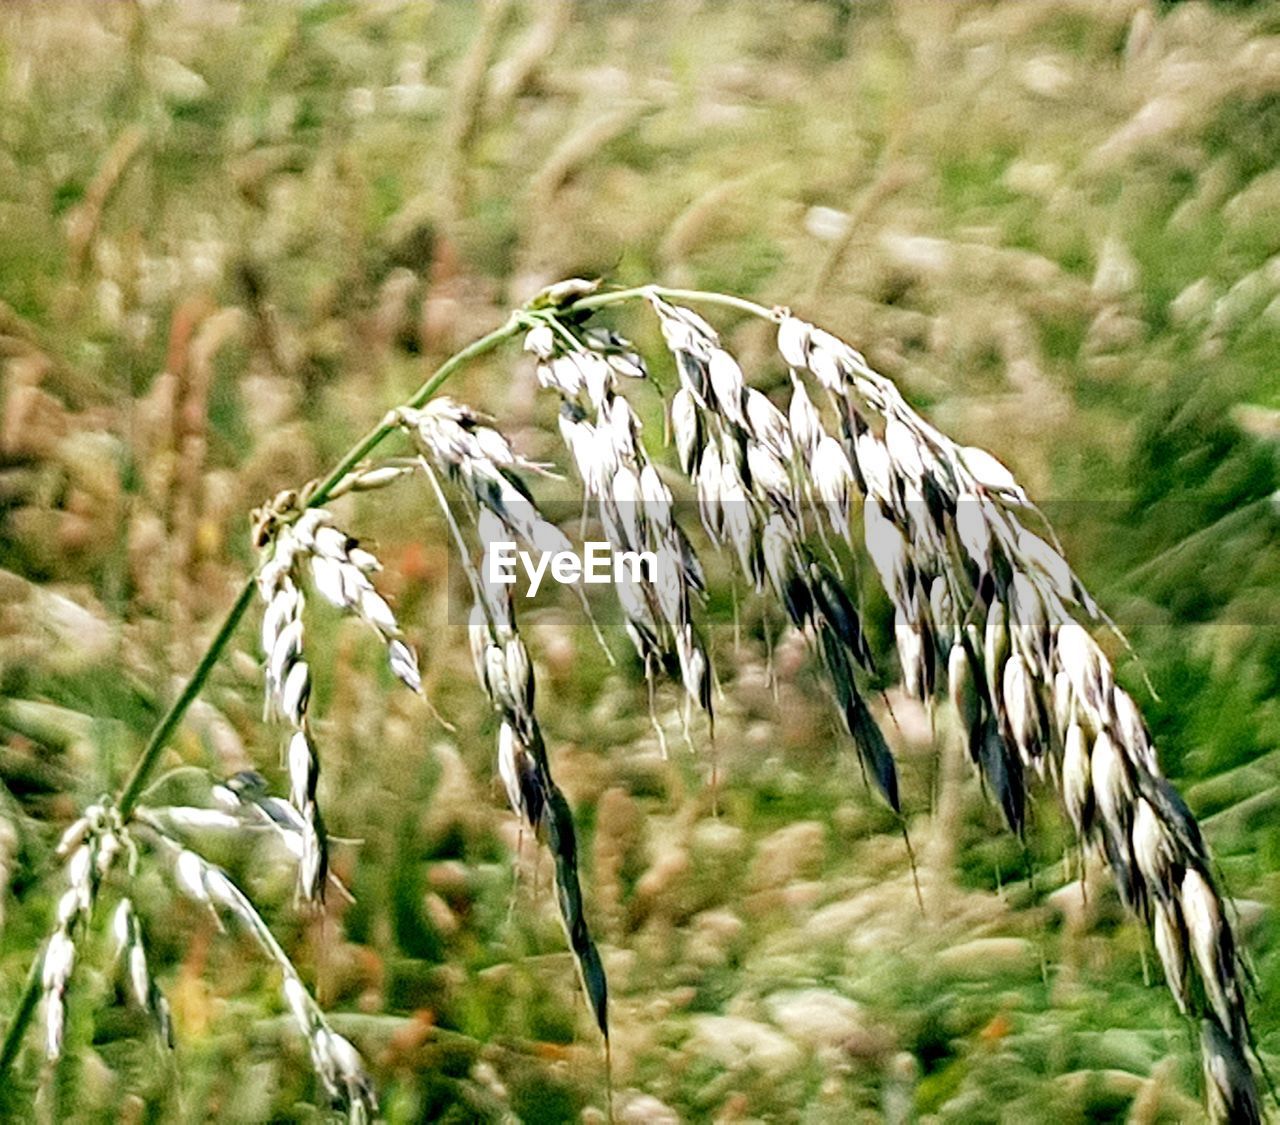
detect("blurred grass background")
[1,0,1279,1120]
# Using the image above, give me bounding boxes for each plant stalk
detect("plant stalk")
[0,942,43,1078]
[573,284,779,322]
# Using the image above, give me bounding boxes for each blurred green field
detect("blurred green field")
[1,0,1279,1120]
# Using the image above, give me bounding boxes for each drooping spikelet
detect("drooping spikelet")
[109,899,173,1049]
[254,501,421,902]
[773,308,1259,1116]
[148,826,376,1122]
[522,317,715,730]
[401,409,609,1043]
[468,569,609,1041]
[647,297,893,805]
[41,802,131,1062]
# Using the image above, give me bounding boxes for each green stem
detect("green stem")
[116,578,258,819]
[571,284,780,322]
[307,312,524,507]
[0,943,44,1078]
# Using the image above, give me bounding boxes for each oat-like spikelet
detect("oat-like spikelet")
[148,828,376,1122]
[200,770,355,903]
[399,399,570,554]
[281,973,378,1124]
[775,309,1260,1110]
[110,899,173,1048]
[647,299,901,804]
[521,316,715,732]
[254,503,420,902]
[258,508,422,701]
[406,426,609,1041]
[39,802,132,1063]
[468,574,609,1041]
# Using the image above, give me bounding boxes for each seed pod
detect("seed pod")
[1002,651,1042,764]
[1061,722,1092,835]
[883,418,924,486]
[670,386,701,475]
[505,636,535,716]
[777,315,811,368]
[280,660,311,726]
[1090,731,1131,839]
[41,931,75,993]
[707,348,748,428]
[864,498,909,602]
[788,375,823,463]
[606,394,641,454]
[978,717,1025,836]
[719,460,759,580]
[929,576,955,652]
[958,445,1027,502]
[358,589,397,633]
[1018,526,1073,600]
[760,516,794,590]
[1052,670,1075,738]
[744,387,792,458]
[174,849,208,904]
[1201,1018,1261,1125]
[895,606,928,699]
[652,540,685,628]
[387,639,422,693]
[1009,572,1048,673]
[1182,867,1235,1037]
[287,731,313,808]
[676,625,712,717]
[484,642,513,714]
[811,434,856,536]
[605,466,641,551]
[1056,622,1113,727]
[746,441,793,510]
[853,432,892,504]
[695,443,724,541]
[497,722,539,826]
[807,330,849,390]
[1113,686,1155,772]
[580,352,614,409]
[1131,798,1174,896]
[842,690,900,813]
[675,348,711,405]
[1153,899,1188,1014]
[638,463,672,529]
[954,492,992,574]
[269,618,304,702]
[811,563,870,668]
[1091,730,1138,903]
[523,323,555,359]
[948,642,982,750]
[983,600,1008,713]
[616,572,660,660]
[474,425,518,468]
[55,816,92,860]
